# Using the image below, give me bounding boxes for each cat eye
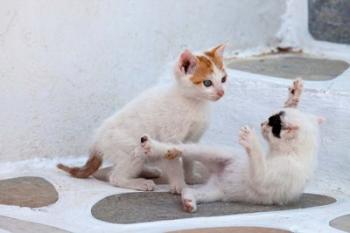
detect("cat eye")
[203,80,213,87]
[221,75,227,83]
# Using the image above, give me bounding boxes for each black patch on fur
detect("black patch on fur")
[268,111,285,138]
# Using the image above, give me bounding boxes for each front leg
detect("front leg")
[141,135,232,174]
[284,78,304,108]
[239,126,266,185]
[140,135,185,194]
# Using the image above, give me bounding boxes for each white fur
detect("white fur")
[142,79,324,212]
[92,46,227,192]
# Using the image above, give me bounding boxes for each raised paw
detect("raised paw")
[182,198,197,213]
[289,78,303,97]
[164,148,182,160]
[285,78,304,108]
[239,126,256,151]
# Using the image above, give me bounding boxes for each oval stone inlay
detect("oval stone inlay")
[0,176,58,208]
[168,226,291,233]
[91,192,336,224]
[0,215,71,233]
[330,214,350,232]
[227,54,349,81]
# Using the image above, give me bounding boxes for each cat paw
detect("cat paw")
[130,179,156,191]
[289,78,304,97]
[239,126,256,151]
[109,175,156,191]
[182,198,197,213]
[285,78,303,108]
[138,179,156,191]
[164,148,182,160]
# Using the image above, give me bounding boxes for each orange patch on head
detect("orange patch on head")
[205,45,225,70]
[190,55,214,85]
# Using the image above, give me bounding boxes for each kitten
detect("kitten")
[141,79,324,212]
[57,45,228,193]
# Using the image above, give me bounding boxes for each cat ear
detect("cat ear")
[210,44,225,59]
[177,49,197,75]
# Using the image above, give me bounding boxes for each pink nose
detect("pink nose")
[217,90,225,97]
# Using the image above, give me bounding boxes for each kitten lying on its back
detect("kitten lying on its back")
[141,79,324,212]
[57,45,228,193]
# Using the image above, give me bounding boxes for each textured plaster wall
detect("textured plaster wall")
[0,0,286,161]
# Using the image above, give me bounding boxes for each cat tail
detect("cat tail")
[57,148,103,178]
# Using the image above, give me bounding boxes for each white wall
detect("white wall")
[0,0,286,161]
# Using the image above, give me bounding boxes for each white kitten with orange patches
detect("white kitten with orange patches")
[141,79,324,212]
[57,45,228,193]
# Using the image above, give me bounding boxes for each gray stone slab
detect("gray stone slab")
[0,176,58,208]
[227,54,349,81]
[330,214,350,232]
[91,192,336,224]
[0,215,71,233]
[309,0,350,44]
[168,226,291,233]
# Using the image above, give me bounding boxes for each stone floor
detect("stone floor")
[0,215,70,233]
[227,54,349,81]
[330,214,350,232]
[0,176,58,208]
[0,169,346,233]
[91,192,336,224]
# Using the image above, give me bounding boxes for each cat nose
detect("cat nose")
[217,90,224,97]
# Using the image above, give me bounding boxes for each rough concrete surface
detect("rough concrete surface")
[309,0,350,44]
[91,192,336,224]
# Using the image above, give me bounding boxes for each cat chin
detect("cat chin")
[208,95,223,101]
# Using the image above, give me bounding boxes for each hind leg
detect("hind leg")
[141,135,185,194]
[108,153,155,191]
[161,158,186,194]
